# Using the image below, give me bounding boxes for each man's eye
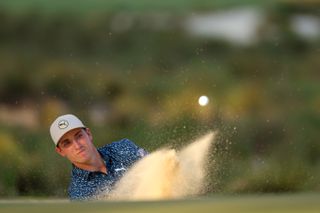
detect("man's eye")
[62,141,71,148]
[76,133,83,139]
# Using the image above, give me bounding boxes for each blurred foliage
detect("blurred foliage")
[0,0,278,14]
[0,1,319,197]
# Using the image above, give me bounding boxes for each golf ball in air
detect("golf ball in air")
[198,95,209,106]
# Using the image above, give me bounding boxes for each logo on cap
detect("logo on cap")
[58,120,69,129]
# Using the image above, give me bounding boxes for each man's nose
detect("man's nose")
[73,139,82,149]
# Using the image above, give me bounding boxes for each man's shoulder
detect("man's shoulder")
[98,138,138,153]
[98,138,147,163]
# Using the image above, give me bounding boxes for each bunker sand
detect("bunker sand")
[107,132,215,200]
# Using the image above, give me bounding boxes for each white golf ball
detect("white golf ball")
[198,95,209,106]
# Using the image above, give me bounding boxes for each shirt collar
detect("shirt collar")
[98,148,110,163]
[72,164,91,180]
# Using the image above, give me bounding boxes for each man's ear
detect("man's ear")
[55,146,66,157]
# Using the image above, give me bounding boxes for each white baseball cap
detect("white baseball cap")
[50,114,86,146]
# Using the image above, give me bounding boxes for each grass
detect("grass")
[1,193,319,213]
[0,0,277,14]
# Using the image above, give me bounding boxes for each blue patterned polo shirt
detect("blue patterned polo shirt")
[68,138,147,201]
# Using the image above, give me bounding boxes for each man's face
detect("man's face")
[55,128,95,165]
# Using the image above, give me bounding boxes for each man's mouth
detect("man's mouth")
[77,148,85,155]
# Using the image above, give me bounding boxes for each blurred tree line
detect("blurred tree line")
[0,1,319,197]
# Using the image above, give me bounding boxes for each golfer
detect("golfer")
[50,114,147,200]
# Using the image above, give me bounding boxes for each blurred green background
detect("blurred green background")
[0,0,319,198]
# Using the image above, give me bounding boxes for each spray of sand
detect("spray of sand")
[106,132,215,201]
